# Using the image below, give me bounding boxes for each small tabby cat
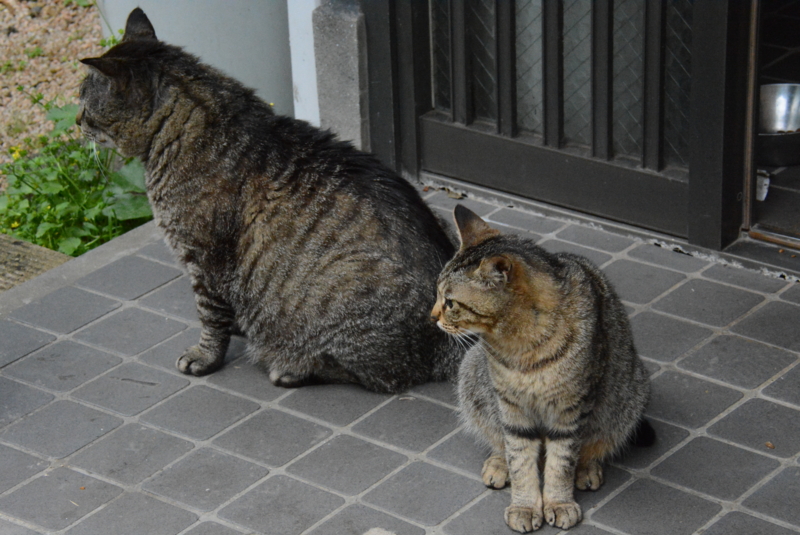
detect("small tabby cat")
[77,8,463,393]
[432,205,653,532]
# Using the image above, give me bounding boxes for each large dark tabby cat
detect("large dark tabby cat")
[432,205,653,532]
[77,8,462,393]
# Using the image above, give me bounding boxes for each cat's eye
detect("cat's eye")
[444,298,453,309]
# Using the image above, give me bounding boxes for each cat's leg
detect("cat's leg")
[504,433,544,533]
[177,279,234,376]
[458,346,509,488]
[575,438,613,490]
[541,437,582,530]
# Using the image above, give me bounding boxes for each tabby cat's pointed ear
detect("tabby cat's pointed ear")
[479,256,514,284]
[122,7,157,42]
[454,204,499,250]
[80,57,128,79]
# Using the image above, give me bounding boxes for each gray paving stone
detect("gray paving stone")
[137,240,179,265]
[653,279,764,327]
[742,466,800,527]
[630,312,713,362]
[0,400,121,459]
[72,362,189,416]
[410,381,458,407]
[0,377,54,428]
[364,461,485,526]
[0,519,43,535]
[138,276,198,322]
[207,353,286,402]
[183,522,244,535]
[3,341,121,392]
[278,384,391,426]
[538,239,614,267]
[613,418,690,470]
[427,429,490,476]
[63,492,197,535]
[137,327,201,371]
[702,511,799,535]
[0,320,55,368]
[702,264,789,294]
[577,464,633,511]
[647,371,742,428]
[352,397,459,452]
[9,286,120,334]
[763,362,800,406]
[426,191,496,217]
[183,523,243,535]
[0,467,122,531]
[556,225,635,252]
[69,424,193,484]
[307,504,425,535]
[602,260,686,304]
[287,434,407,495]
[651,437,780,500]
[627,244,709,272]
[144,448,268,511]
[213,408,332,467]
[708,398,800,458]
[219,475,344,535]
[591,479,720,535]
[732,301,800,352]
[140,385,258,440]
[75,255,182,300]
[443,490,560,535]
[0,444,48,493]
[781,283,800,304]
[73,308,187,357]
[561,525,617,535]
[678,335,797,389]
[486,208,568,234]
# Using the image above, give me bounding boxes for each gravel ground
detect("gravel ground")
[1,0,104,175]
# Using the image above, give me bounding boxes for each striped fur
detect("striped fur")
[77,8,463,393]
[432,205,652,532]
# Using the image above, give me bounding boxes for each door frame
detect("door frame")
[361,0,754,250]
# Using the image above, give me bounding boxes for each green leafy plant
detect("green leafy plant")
[24,47,44,59]
[0,91,152,256]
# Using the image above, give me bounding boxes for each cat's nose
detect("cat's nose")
[430,314,438,322]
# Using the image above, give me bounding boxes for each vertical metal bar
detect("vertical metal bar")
[497,0,516,136]
[543,0,563,147]
[742,0,760,230]
[643,0,664,170]
[452,0,471,125]
[593,0,613,159]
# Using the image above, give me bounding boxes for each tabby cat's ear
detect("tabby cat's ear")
[478,256,514,284]
[454,204,500,250]
[80,57,128,80]
[122,7,157,42]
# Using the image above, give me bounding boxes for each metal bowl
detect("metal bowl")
[758,84,800,167]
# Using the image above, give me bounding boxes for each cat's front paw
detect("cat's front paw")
[176,345,223,376]
[543,500,582,530]
[481,455,509,489]
[504,505,543,533]
[575,459,604,490]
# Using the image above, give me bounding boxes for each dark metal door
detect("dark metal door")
[379,0,754,247]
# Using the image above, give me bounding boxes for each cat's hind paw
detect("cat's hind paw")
[481,454,510,489]
[176,345,223,376]
[543,501,582,530]
[504,505,543,533]
[575,459,604,490]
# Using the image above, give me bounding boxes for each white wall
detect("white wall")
[97,0,295,117]
[287,0,322,125]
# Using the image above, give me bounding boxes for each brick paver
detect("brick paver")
[1,189,799,535]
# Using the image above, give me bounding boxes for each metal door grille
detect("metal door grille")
[429,0,695,171]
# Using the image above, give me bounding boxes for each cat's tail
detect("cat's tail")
[629,417,656,448]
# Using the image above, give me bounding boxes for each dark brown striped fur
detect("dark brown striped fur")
[432,206,652,532]
[77,9,463,393]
